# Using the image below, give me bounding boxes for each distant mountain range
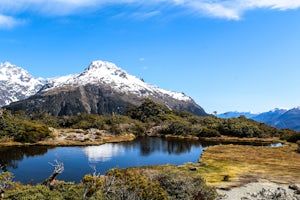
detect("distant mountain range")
[1,60,207,116]
[218,108,300,131]
[217,111,259,119]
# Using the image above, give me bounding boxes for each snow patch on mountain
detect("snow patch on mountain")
[270,108,288,113]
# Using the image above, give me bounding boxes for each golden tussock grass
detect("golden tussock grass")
[199,143,300,187]
[199,136,282,145]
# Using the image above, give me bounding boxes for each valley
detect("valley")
[0,61,300,199]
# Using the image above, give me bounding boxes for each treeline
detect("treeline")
[1,99,299,143]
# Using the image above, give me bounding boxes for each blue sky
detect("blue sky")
[1,0,300,114]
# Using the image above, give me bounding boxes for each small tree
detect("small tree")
[212,111,217,117]
[43,160,64,189]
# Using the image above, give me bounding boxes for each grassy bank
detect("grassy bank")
[136,142,300,191]
[198,136,283,145]
[198,143,300,188]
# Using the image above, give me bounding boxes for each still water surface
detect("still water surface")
[0,137,213,184]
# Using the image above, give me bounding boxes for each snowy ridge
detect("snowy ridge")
[43,60,192,102]
[290,106,300,110]
[0,62,44,106]
[270,108,288,113]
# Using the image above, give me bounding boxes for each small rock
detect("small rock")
[289,184,300,194]
[223,175,230,182]
[189,167,197,171]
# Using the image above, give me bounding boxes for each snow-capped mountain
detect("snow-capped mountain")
[40,60,191,101]
[218,108,300,131]
[252,108,288,124]
[267,107,300,131]
[0,62,44,106]
[6,60,207,116]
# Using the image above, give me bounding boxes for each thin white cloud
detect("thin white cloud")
[245,0,300,10]
[0,0,300,23]
[0,14,20,29]
[186,1,241,20]
[131,10,161,20]
[182,0,300,20]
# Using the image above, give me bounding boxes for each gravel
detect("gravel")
[217,181,300,200]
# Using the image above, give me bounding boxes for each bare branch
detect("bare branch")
[43,160,64,187]
[48,159,64,174]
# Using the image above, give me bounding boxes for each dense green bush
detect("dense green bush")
[217,117,263,138]
[127,98,171,123]
[0,110,51,143]
[198,127,221,137]
[13,121,51,143]
[280,129,300,143]
[160,120,192,136]
[103,168,167,200]
[154,170,217,200]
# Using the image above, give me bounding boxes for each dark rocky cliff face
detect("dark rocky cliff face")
[6,84,207,117]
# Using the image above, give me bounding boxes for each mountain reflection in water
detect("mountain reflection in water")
[0,146,52,172]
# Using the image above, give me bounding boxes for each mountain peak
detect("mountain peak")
[89,60,119,70]
[0,62,33,83]
[81,60,128,81]
[0,62,44,106]
[0,61,13,68]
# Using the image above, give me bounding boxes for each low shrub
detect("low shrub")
[280,129,300,143]
[160,121,192,136]
[154,170,218,200]
[103,168,167,200]
[13,121,51,143]
[198,127,221,137]
[4,185,63,200]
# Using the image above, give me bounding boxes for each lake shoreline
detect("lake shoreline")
[0,127,283,147]
[1,133,298,198]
